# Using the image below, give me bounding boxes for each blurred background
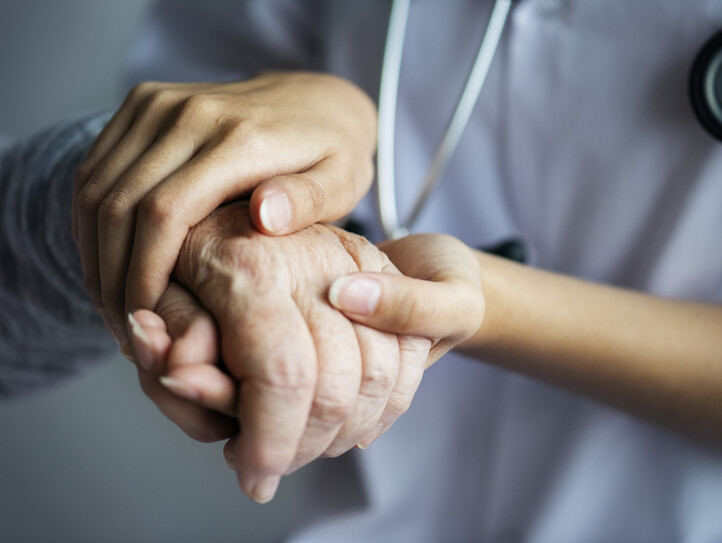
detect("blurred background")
[0,2,309,541]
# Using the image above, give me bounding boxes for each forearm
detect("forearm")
[461,252,722,443]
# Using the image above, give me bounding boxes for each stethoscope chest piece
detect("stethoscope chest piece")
[690,30,722,141]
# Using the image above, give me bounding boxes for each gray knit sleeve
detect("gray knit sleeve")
[0,112,117,396]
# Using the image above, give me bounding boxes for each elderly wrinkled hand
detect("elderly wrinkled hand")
[132,201,430,503]
[130,282,239,443]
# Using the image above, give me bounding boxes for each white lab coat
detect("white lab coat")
[126,1,722,541]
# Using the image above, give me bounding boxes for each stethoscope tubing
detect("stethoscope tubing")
[377,1,722,241]
[376,0,513,240]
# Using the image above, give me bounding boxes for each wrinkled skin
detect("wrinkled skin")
[163,201,431,501]
[132,204,486,503]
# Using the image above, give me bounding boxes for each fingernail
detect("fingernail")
[357,423,385,449]
[259,192,291,233]
[251,475,281,504]
[329,276,381,315]
[159,376,200,401]
[128,313,155,371]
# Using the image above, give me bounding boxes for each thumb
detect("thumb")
[328,272,484,343]
[155,282,219,370]
[249,157,367,235]
[128,283,219,372]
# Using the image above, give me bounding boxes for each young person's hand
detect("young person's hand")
[329,234,485,366]
[72,72,377,345]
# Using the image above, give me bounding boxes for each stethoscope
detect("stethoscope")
[690,29,722,142]
[376,0,722,245]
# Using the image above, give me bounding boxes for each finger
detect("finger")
[72,100,138,243]
[223,434,240,471]
[130,282,218,370]
[156,284,235,417]
[97,134,199,342]
[250,156,367,236]
[137,367,238,443]
[128,310,170,372]
[322,323,398,458]
[130,303,238,433]
[223,436,284,502]
[76,208,111,337]
[204,291,317,504]
[122,139,280,317]
[73,83,160,184]
[328,272,484,345]
[162,365,237,417]
[124,137,362,315]
[154,282,218,367]
[164,310,219,370]
[358,334,430,448]
[75,118,160,343]
[284,304,362,474]
[129,311,237,439]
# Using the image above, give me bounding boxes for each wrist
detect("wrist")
[456,251,526,359]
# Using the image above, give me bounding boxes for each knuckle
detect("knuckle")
[334,229,385,272]
[135,85,181,118]
[139,190,181,225]
[98,190,134,225]
[75,182,105,215]
[155,292,196,328]
[141,87,178,115]
[208,121,258,158]
[128,81,158,102]
[311,391,354,425]
[400,335,432,361]
[297,174,327,219]
[221,117,263,147]
[258,355,315,393]
[360,363,396,399]
[179,94,217,120]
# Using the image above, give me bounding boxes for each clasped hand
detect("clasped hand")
[72,72,377,346]
[131,202,434,503]
[87,72,485,504]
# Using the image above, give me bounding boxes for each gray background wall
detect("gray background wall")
[0,2,308,541]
